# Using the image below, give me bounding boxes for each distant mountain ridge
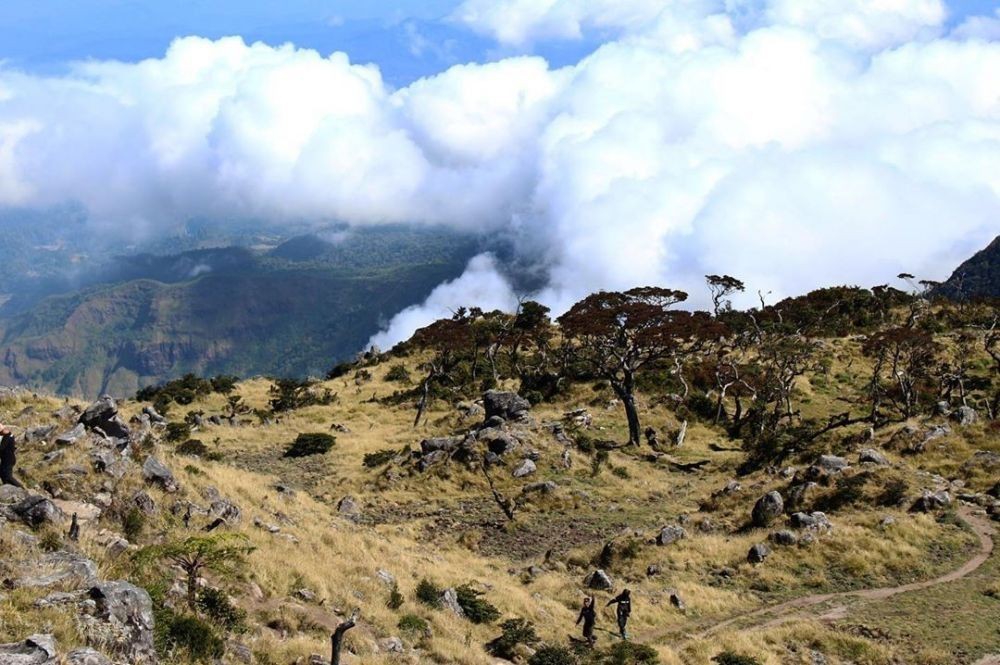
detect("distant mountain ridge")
[0,226,480,397]
[935,235,1000,301]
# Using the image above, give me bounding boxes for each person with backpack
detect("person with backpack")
[606,588,632,640]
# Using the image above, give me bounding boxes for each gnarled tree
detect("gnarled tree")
[559,288,719,445]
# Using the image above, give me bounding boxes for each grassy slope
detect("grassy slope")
[1,330,998,665]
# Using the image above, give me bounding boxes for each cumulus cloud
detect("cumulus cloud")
[0,0,997,350]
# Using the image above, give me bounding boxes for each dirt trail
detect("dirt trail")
[640,505,995,644]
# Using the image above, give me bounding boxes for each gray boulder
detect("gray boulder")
[584,569,614,590]
[656,525,687,546]
[786,482,818,511]
[142,456,178,492]
[0,484,28,504]
[11,551,98,590]
[78,396,131,441]
[0,634,58,664]
[911,490,951,513]
[816,455,849,472]
[952,406,978,426]
[790,511,832,531]
[65,648,111,665]
[512,459,537,478]
[337,495,360,516]
[140,405,167,425]
[87,581,155,662]
[10,495,63,528]
[747,543,771,564]
[55,424,86,446]
[440,588,465,617]
[132,491,156,516]
[769,530,799,546]
[420,437,462,454]
[859,449,888,465]
[483,391,531,422]
[24,426,56,443]
[751,491,784,528]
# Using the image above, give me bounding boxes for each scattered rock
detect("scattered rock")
[376,569,395,586]
[10,495,63,528]
[54,424,86,446]
[24,425,56,443]
[790,511,832,532]
[656,525,687,546]
[380,637,404,654]
[512,459,537,478]
[483,390,531,422]
[770,530,799,546]
[65,648,111,665]
[951,406,978,426]
[337,495,360,516]
[520,481,558,496]
[859,449,888,465]
[141,456,178,492]
[751,491,784,528]
[0,634,58,664]
[747,543,771,564]
[131,491,156,516]
[0,484,28,504]
[440,588,465,617]
[295,588,318,602]
[78,396,131,441]
[584,569,614,590]
[140,406,166,425]
[11,551,98,589]
[646,565,661,577]
[87,581,155,662]
[911,490,951,513]
[668,590,685,610]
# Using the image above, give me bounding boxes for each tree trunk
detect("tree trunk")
[331,609,359,665]
[186,568,198,611]
[613,379,641,446]
[414,375,432,428]
[0,434,23,488]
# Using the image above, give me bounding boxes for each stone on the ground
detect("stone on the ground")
[747,543,771,564]
[483,390,531,422]
[55,424,86,446]
[0,634,58,664]
[10,495,63,528]
[87,581,155,662]
[78,396,131,441]
[770,530,799,546]
[668,590,685,610]
[380,637,404,653]
[65,648,111,665]
[132,491,156,516]
[141,456,178,492]
[859,449,888,465]
[440,588,465,616]
[911,490,951,513]
[337,495,360,516]
[656,525,687,546]
[952,406,977,426]
[0,484,28,504]
[584,569,614,590]
[751,491,784,528]
[512,459,537,478]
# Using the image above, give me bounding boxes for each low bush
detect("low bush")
[415,579,442,608]
[397,613,429,635]
[487,618,539,659]
[713,652,762,665]
[456,584,501,624]
[283,433,335,458]
[197,587,247,633]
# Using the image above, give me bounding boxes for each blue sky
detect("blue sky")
[6,0,991,85]
[0,0,599,85]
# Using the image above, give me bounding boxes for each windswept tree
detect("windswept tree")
[136,534,255,611]
[409,316,474,427]
[862,326,940,423]
[705,274,745,317]
[558,287,720,445]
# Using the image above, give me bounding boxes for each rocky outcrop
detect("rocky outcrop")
[86,581,156,663]
[751,491,784,528]
[141,456,178,492]
[0,634,58,664]
[483,391,531,422]
[78,396,131,442]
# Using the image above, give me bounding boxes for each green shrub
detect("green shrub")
[158,611,224,662]
[487,618,539,659]
[455,584,501,624]
[269,378,335,412]
[599,642,660,664]
[177,439,208,456]
[363,449,398,468]
[387,583,404,610]
[397,613,429,635]
[283,433,335,458]
[166,422,192,443]
[197,587,247,633]
[385,364,412,383]
[415,579,442,608]
[713,653,762,665]
[530,645,578,665]
[38,529,62,552]
[123,507,146,541]
[210,375,239,394]
[612,465,630,479]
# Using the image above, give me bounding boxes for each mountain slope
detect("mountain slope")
[0,226,480,397]
[936,235,1000,301]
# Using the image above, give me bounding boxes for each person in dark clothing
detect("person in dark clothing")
[576,595,597,647]
[607,589,632,640]
[0,424,24,488]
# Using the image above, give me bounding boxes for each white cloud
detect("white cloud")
[0,3,998,351]
[951,9,1000,41]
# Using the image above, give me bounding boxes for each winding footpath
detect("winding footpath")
[640,505,995,645]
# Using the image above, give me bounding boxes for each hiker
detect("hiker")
[576,595,597,647]
[0,423,23,488]
[68,513,80,542]
[607,588,632,640]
